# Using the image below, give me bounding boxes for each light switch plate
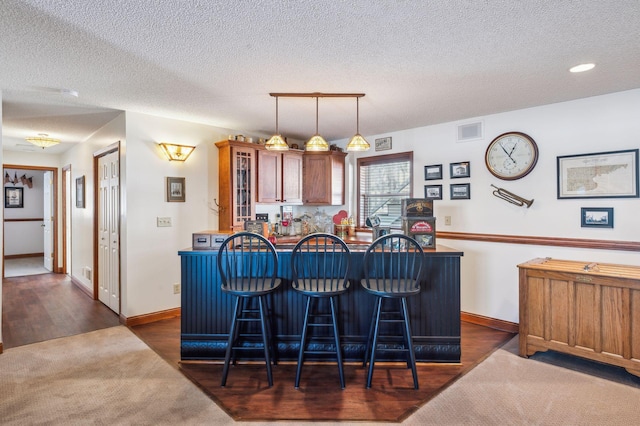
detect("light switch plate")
[157,217,172,227]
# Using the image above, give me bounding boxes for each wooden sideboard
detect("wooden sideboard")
[518,257,640,377]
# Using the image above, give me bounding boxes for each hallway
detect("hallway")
[1,273,119,349]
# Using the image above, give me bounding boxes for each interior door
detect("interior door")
[98,151,120,313]
[43,170,54,271]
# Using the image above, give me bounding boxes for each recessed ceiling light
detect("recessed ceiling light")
[569,63,595,73]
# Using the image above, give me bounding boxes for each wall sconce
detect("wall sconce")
[158,142,196,161]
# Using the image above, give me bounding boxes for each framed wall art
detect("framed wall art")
[424,184,443,200]
[450,183,471,200]
[424,164,443,180]
[374,137,392,151]
[4,187,23,208]
[76,176,85,208]
[450,161,470,178]
[167,177,186,202]
[581,207,613,228]
[557,149,639,199]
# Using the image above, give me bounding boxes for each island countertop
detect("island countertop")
[179,243,463,363]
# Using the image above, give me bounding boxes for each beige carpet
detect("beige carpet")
[1,326,638,425]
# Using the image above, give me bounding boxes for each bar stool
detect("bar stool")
[361,233,424,389]
[217,232,281,387]
[290,233,351,389]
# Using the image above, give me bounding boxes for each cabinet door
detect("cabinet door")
[257,150,282,203]
[282,151,303,204]
[303,152,345,205]
[232,146,256,228]
[303,154,331,204]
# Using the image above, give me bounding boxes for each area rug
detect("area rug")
[0,326,234,425]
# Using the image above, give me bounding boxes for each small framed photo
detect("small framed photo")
[450,161,470,178]
[581,207,613,228]
[375,137,392,151]
[4,187,23,208]
[424,184,443,200]
[76,176,85,208]
[450,183,471,200]
[167,177,186,202]
[424,164,443,180]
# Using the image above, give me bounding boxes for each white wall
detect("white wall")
[340,89,640,323]
[3,169,45,255]
[122,112,240,317]
[60,113,127,293]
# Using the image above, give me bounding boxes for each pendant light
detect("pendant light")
[346,96,370,151]
[305,97,329,151]
[265,96,289,151]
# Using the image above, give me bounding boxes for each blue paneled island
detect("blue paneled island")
[179,244,463,363]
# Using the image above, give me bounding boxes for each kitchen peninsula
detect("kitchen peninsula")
[179,240,463,363]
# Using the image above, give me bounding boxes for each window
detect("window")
[357,152,413,228]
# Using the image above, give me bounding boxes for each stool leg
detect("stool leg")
[295,297,312,389]
[400,297,419,389]
[366,297,383,389]
[258,295,274,387]
[363,300,378,367]
[329,296,345,389]
[221,297,241,387]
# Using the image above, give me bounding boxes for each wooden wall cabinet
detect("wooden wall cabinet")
[302,150,346,205]
[518,257,640,377]
[257,149,303,204]
[215,139,256,231]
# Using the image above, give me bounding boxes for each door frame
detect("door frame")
[93,142,121,308]
[62,164,71,275]
[2,164,59,275]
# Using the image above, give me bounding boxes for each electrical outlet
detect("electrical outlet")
[173,283,181,294]
[444,216,452,226]
[157,217,172,227]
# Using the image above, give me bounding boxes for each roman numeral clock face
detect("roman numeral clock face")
[485,132,539,180]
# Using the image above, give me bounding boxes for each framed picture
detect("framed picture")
[450,183,470,200]
[374,137,392,151]
[557,149,639,199]
[581,207,614,228]
[424,164,443,180]
[76,176,85,208]
[167,177,186,202]
[450,161,471,178]
[4,187,23,208]
[424,184,443,200]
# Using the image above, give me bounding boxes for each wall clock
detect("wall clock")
[485,132,539,180]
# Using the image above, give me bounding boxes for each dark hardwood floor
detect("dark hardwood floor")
[2,272,515,422]
[1,273,120,349]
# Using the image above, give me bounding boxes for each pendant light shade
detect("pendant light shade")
[346,97,370,151]
[265,96,289,151]
[305,97,329,151]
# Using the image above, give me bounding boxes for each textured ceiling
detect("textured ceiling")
[2,0,640,154]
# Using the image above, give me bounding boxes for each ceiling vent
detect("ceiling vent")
[456,121,483,142]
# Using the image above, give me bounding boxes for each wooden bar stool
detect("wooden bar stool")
[361,234,424,389]
[217,232,281,387]
[290,233,351,389]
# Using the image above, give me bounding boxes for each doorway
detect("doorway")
[2,164,57,278]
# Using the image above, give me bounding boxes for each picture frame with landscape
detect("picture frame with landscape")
[424,184,442,200]
[424,164,443,180]
[581,207,613,228]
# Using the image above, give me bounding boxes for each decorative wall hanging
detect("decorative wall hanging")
[581,207,614,228]
[557,149,638,199]
[450,183,470,200]
[5,187,23,208]
[424,164,443,180]
[424,184,443,200]
[167,177,186,202]
[76,176,85,208]
[450,161,470,178]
